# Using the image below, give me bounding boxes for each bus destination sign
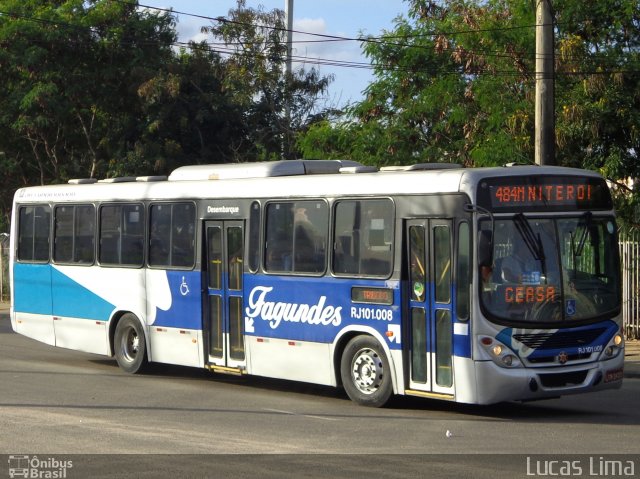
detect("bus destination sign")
[351,287,394,305]
[477,175,612,212]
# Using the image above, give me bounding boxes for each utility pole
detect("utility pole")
[284,0,294,78]
[283,0,294,159]
[535,0,555,165]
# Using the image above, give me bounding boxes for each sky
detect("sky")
[139,0,409,107]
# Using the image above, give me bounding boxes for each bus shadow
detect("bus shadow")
[90,359,640,426]
[385,394,640,425]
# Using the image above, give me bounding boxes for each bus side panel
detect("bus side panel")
[50,266,116,320]
[12,263,55,345]
[50,266,118,355]
[451,356,478,404]
[243,275,401,386]
[47,266,150,355]
[146,270,203,368]
[52,316,109,355]
[247,337,333,385]
[452,322,472,359]
[149,326,202,367]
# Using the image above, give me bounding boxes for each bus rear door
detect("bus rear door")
[204,220,246,373]
[405,219,455,399]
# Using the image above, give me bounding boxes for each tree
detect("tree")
[118,44,246,175]
[300,0,538,167]
[0,0,337,227]
[553,0,640,226]
[0,0,177,225]
[298,0,640,222]
[202,0,335,161]
[0,0,178,177]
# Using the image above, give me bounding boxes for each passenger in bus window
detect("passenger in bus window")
[294,206,320,270]
[294,207,316,247]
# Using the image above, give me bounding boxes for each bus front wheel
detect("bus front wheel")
[114,314,148,374]
[340,335,392,407]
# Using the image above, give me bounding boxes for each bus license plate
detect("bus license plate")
[604,368,624,383]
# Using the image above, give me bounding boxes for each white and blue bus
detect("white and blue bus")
[9,160,624,406]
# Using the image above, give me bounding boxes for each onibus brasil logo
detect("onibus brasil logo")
[8,455,73,479]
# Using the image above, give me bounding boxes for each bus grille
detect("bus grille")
[538,371,589,388]
[513,328,606,350]
[528,353,591,364]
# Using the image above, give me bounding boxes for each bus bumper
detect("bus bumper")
[473,353,625,405]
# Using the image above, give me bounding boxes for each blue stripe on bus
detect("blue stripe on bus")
[242,275,473,357]
[50,267,115,320]
[244,275,403,348]
[152,270,202,329]
[14,263,115,320]
[453,327,471,358]
[13,263,473,359]
[496,320,619,357]
[13,263,53,315]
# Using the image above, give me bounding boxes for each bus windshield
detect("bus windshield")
[480,216,620,324]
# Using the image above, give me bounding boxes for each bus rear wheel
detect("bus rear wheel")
[114,314,148,374]
[340,335,392,407]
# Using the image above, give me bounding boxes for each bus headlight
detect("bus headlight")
[602,333,624,359]
[479,336,522,368]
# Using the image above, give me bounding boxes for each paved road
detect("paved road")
[1,308,639,478]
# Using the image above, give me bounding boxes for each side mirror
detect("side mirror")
[478,230,493,267]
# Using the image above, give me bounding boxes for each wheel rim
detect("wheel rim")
[121,326,139,363]
[351,347,384,395]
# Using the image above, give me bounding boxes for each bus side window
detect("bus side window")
[456,221,471,321]
[54,204,95,264]
[18,205,52,262]
[248,201,261,272]
[293,202,327,273]
[149,202,195,269]
[171,204,195,267]
[149,205,171,266]
[333,199,393,277]
[99,204,143,266]
[75,205,96,264]
[265,200,327,274]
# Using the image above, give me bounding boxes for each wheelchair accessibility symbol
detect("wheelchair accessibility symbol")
[566,299,576,316]
[180,276,190,296]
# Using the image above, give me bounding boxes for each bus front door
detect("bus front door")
[406,219,455,398]
[204,220,246,372]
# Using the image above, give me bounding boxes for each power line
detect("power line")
[0,5,627,69]
[130,0,545,44]
[180,40,640,78]
[129,2,637,66]
[1,6,638,78]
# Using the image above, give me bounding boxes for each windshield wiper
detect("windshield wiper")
[573,211,592,258]
[514,213,545,261]
[570,212,593,279]
[513,213,547,279]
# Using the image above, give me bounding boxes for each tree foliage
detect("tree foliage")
[0,0,335,229]
[299,0,540,167]
[202,0,334,161]
[0,0,177,228]
[298,0,640,223]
